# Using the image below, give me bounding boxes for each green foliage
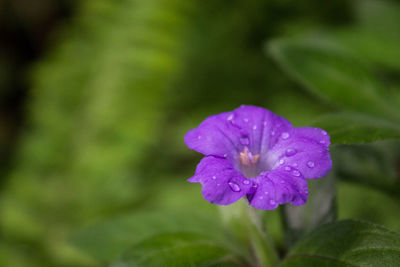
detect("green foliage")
[115,233,241,267]
[282,220,400,266]
[1,0,201,265]
[333,142,400,197]
[312,112,400,144]
[71,209,237,262]
[268,37,400,144]
[1,0,400,266]
[338,181,400,232]
[335,0,400,69]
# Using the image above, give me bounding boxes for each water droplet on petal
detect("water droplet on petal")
[228,182,241,192]
[319,140,326,144]
[227,114,233,121]
[223,153,227,158]
[284,166,291,171]
[292,163,298,167]
[212,176,216,180]
[292,170,301,177]
[263,121,267,126]
[280,180,285,184]
[321,130,327,136]
[259,196,264,200]
[243,180,250,185]
[198,135,202,139]
[240,137,249,145]
[264,191,269,195]
[253,125,257,130]
[279,159,285,165]
[269,199,276,205]
[281,132,290,139]
[271,130,275,136]
[252,183,258,189]
[285,148,297,157]
[244,118,249,123]
[307,161,315,168]
[305,190,309,194]
[217,183,220,186]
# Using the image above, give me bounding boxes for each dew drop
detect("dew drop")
[305,190,309,194]
[284,166,291,171]
[253,125,257,130]
[319,140,326,144]
[243,180,250,185]
[269,199,276,205]
[292,170,301,177]
[244,118,249,123]
[321,130,327,136]
[228,182,241,192]
[307,161,315,168]
[271,130,275,136]
[292,163,298,167]
[217,183,220,186]
[212,176,216,180]
[281,132,290,139]
[227,114,233,121]
[198,135,202,139]
[280,180,285,184]
[259,196,264,200]
[285,148,297,157]
[264,191,269,195]
[263,121,267,127]
[279,159,285,165]
[223,153,228,158]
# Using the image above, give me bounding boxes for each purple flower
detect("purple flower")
[185,105,332,210]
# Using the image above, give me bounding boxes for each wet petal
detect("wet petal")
[189,156,253,205]
[232,105,292,154]
[248,169,308,210]
[268,127,332,179]
[184,106,292,161]
[184,112,241,158]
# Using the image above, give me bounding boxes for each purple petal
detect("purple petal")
[231,105,292,154]
[184,112,241,158]
[185,105,292,161]
[268,127,332,179]
[189,156,253,205]
[248,169,308,210]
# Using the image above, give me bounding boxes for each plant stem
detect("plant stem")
[246,205,280,267]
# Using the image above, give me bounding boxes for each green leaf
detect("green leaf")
[335,29,400,70]
[332,0,400,70]
[333,141,400,197]
[338,181,400,233]
[71,209,247,263]
[312,112,400,144]
[113,232,242,267]
[267,38,400,122]
[282,220,400,266]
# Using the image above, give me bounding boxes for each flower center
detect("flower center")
[238,147,261,178]
[239,147,259,167]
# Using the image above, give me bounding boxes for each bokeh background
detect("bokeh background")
[0,0,400,266]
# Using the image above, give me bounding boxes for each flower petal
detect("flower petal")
[184,106,293,161]
[268,127,332,179]
[184,112,241,158]
[189,156,253,205]
[248,169,308,210]
[231,105,292,154]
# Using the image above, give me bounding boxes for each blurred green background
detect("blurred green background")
[0,0,400,266]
